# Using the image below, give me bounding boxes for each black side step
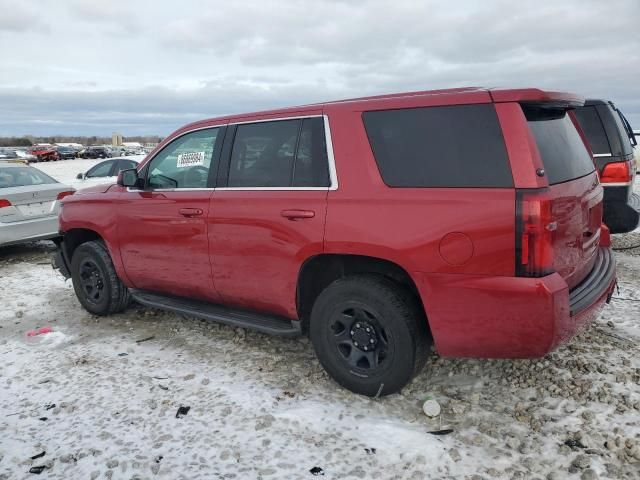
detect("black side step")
[130,290,302,337]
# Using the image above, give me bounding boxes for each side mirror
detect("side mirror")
[118,168,141,188]
[76,173,83,179]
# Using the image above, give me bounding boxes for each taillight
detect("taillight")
[516,189,556,277]
[56,191,74,201]
[0,199,11,208]
[600,161,632,184]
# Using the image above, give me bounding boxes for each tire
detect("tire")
[70,240,130,315]
[309,274,431,396]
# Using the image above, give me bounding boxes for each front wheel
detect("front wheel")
[70,240,130,315]
[309,274,431,396]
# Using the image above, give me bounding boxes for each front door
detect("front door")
[117,126,225,301]
[210,116,332,318]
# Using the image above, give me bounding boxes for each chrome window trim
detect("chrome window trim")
[136,114,338,193]
[593,153,612,157]
[601,182,632,187]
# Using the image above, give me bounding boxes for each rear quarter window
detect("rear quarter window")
[573,106,611,155]
[524,106,595,185]
[362,104,513,188]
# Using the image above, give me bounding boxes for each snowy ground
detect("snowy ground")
[0,165,639,479]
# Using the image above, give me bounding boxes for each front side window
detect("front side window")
[147,128,220,189]
[117,160,138,173]
[86,160,115,178]
[228,117,330,188]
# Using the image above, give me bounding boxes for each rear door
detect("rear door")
[117,127,224,301]
[523,105,602,288]
[209,116,331,319]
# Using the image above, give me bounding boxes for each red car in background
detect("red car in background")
[53,87,616,396]
[28,144,59,162]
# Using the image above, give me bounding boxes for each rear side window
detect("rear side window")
[362,104,513,188]
[524,106,595,185]
[573,106,611,154]
[228,117,330,188]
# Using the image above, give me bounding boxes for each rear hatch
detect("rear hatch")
[0,166,73,223]
[518,104,602,289]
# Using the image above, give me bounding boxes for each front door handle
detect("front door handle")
[179,208,204,217]
[281,209,315,220]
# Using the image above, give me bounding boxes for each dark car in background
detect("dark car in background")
[82,146,112,159]
[574,99,638,233]
[57,146,77,160]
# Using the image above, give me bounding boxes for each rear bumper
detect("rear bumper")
[0,215,60,247]
[413,246,616,358]
[603,185,640,234]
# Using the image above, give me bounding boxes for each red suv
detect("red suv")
[53,87,616,396]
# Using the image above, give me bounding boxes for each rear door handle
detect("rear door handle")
[179,208,204,217]
[281,209,315,220]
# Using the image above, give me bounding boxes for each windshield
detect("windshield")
[0,166,59,188]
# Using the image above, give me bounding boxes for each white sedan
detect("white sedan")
[75,158,140,186]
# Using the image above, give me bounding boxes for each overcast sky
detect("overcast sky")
[0,0,638,136]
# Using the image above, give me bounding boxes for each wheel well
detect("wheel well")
[62,228,102,261]
[296,254,429,332]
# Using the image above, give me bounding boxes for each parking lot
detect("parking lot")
[1,160,639,479]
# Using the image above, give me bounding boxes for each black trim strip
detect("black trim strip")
[569,247,616,316]
[130,289,302,337]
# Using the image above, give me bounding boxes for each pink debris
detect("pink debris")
[26,327,54,337]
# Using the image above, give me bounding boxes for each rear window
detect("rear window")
[524,106,595,185]
[362,104,513,188]
[0,167,58,188]
[573,106,611,154]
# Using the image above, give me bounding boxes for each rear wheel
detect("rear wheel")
[70,240,130,315]
[309,274,430,396]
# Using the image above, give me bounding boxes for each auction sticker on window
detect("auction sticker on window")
[177,151,205,168]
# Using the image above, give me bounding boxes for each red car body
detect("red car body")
[28,144,59,162]
[58,87,616,359]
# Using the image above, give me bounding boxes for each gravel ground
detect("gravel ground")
[1,239,639,480]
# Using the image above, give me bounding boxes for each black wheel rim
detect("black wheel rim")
[79,259,105,305]
[329,305,389,373]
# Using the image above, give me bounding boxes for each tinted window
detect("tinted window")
[229,120,299,187]
[611,108,634,156]
[148,128,220,189]
[117,160,138,173]
[573,106,611,154]
[362,104,513,188]
[227,118,330,188]
[86,160,115,178]
[293,118,330,187]
[524,107,595,185]
[0,167,58,188]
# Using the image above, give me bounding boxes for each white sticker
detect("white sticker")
[177,151,205,168]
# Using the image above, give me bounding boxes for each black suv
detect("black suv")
[82,146,112,159]
[574,99,638,233]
